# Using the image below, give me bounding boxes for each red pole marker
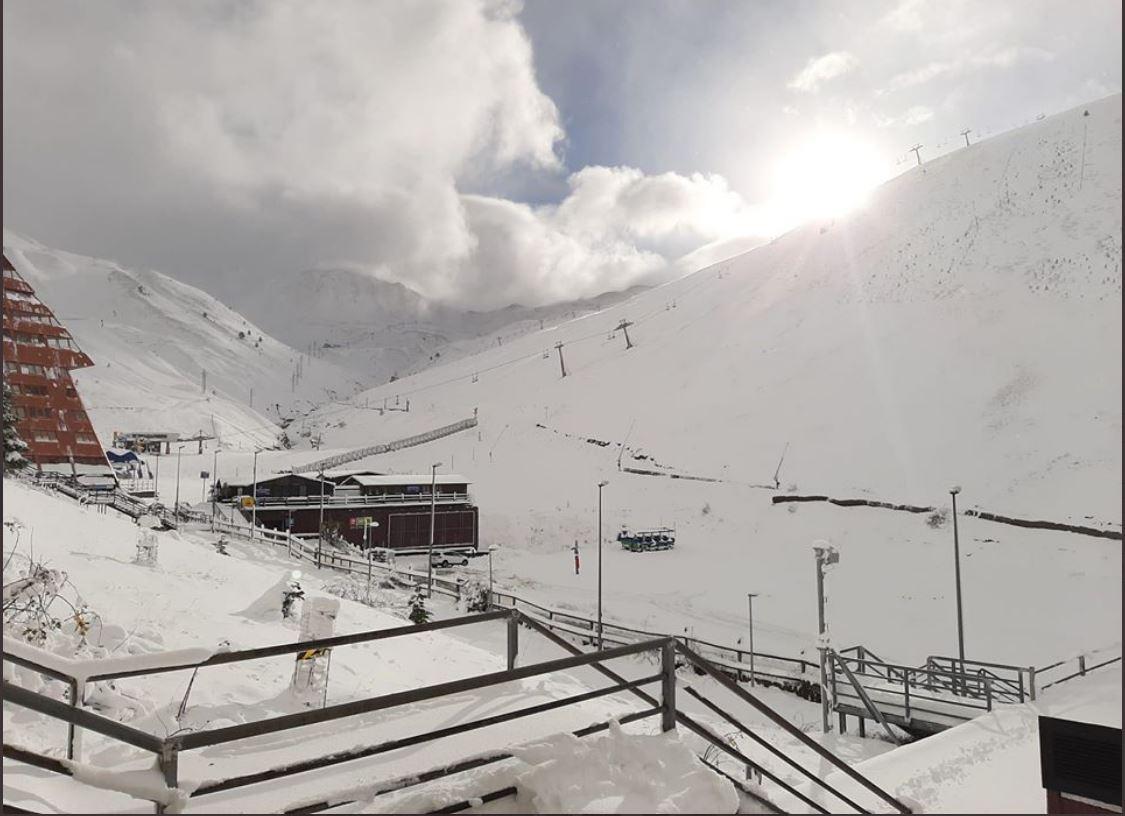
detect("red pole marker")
[574,553,580,575]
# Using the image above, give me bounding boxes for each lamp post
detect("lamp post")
[747,592,760,687]
[813,540,839,734]
[154,449,160,500]
[427,462,443,598]
[950,485,966,689]
[210,449,220,532]
[597,479,608,651]
[250,449,260,538]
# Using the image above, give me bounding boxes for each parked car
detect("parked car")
[430,551,470,568]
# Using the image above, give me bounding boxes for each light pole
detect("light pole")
[210,449,220,532]
[173,444,186,516]
[154,449,160,499]
[747,592,760,687]
[813,540,839,734]
[950,485,966,689]
[597,480,608,651]
[427,462,443,598]
[250,449,260,538]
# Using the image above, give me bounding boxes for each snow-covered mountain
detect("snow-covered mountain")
[2,230,362,450]
[291,95,1122,664]
[232,265,647,384]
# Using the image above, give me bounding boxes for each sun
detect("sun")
[768,132,887,228]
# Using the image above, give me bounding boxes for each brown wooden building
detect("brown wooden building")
[217,471,478,551]
[2,252,107,471]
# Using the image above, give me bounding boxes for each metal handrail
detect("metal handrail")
[2,609,676,814]
[247,492,473,508]
[675,643,912,813]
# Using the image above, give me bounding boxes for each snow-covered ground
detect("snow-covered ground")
[258,96,1120,668]
[7,478,882,813]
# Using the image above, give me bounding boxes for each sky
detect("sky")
[3,0,1121,310]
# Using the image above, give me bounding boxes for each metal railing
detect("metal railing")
[490,590,820,694]
[1035,648,1122,692]
[246,491,472,508]
[3,609,912,814]
[2,609,674,813]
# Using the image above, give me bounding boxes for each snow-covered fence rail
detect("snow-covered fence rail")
[3,610,684,814]
[1035,645,1122,693]
[207,517,465,600]
[772,491,1123,540]
[290,416,478,475]
[489,590,820,696]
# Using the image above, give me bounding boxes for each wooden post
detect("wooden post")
[1028,667,1037,701]
[661,640,677,732]
[1078,655,1087,676]
[858,716,866,738]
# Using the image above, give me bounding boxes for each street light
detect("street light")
[747,592,760,687]
[250,449,260,539]
[427,462,443,598]
[813,540,839,734]
[950,485,966,688]
[597,479,608,651]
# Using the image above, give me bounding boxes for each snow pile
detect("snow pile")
[508,720,738,814]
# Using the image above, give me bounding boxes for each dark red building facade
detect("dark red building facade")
[2,253,106,470]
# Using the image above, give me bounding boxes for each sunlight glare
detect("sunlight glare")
[769,133,887,229]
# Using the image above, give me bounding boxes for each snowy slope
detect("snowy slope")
[291,95,1122,666]
[3,230,362,450]
[234,265,646,386]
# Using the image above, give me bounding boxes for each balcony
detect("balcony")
[243,491,474,509]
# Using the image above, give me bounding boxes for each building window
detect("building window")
[75,433,99,445]
[32,431,58,442]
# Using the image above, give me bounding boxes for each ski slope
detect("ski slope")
[2,230,359,450]
[287,95,1122,667]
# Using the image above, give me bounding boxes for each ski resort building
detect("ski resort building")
[2,252,107,472]
[217,471,479,550]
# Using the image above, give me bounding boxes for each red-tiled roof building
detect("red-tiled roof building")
[2,252,106,470]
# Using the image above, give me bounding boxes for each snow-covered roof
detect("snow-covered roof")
[222,472,331,488]
[344,474,470,487]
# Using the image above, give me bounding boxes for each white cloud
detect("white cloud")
[874,105,935,128]
[787,51,859,93]
[391,166,763,306]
